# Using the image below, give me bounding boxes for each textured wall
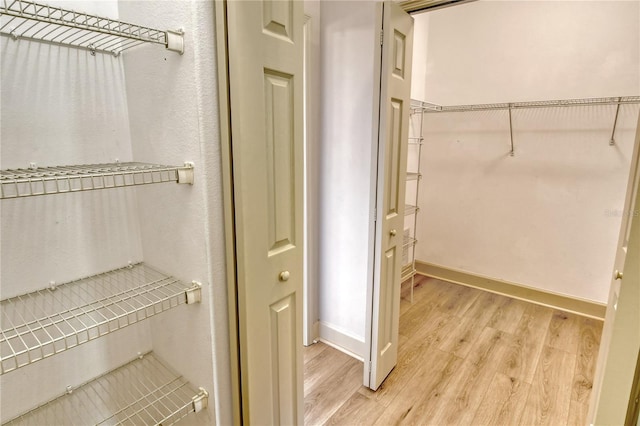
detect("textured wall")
[0,1,151,421]
[119,1,230,424]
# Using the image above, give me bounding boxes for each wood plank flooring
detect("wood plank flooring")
[304,275,603,425]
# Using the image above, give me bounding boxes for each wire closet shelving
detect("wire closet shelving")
[0,263,202,375]
[0,162,194,199]
[3,352,209,425]
[0,0,184,56]
[401,100,426,302]
[419,96,640,156]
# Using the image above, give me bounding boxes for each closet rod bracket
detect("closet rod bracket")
[185,281,202,304]
[177,162,195,184]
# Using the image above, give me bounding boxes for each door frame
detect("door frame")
[214,1,242,423]
[303,4,321,346]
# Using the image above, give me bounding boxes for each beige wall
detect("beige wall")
[410,0,640,303]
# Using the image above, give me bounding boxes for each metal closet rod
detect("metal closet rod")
[411,96,640,156]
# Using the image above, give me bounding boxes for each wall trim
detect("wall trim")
[318,321,366,361]
[415,260,606,320]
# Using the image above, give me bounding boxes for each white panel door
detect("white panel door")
[370,1,414,390]
[589,111,640,424]
[226,1,304,424]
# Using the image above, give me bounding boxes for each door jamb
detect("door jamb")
[303,9,320,346]
[214,1,242,424]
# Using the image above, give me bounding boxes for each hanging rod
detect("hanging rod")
[413,96,640,155]
[0,0,184,56]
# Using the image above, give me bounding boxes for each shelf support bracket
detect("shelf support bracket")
[192,387,209,413]
[166,29,185,55]
[185,281,202,304]
[610,97,621,146]
[177,162,195,185]
[508,103,515,157]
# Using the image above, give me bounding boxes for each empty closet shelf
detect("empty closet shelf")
[406,172,421,181]
[0,263,201,374]
[0,162,194,199]
[405,204,418,216]
[403,236,417,248]
[0,0,184,56]
[401,264,416,282]
[3,351,208,425]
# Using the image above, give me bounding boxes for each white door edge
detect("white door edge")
[363,2,385,389]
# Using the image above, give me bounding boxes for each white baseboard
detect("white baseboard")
[318,321,366,361]
[415,260,606,320]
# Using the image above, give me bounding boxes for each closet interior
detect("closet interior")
[1,1,218,424]
[405,1,639,307]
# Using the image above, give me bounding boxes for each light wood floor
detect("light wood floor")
[304,275,603,425]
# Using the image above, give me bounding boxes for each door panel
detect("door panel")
[269,295,297,425]
[370,1,414,390]
[385,99,403,217]
[589,110,640,424]
[227,0,304,423]
[264,70,296,255]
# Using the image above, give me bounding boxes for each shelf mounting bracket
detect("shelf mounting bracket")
[177,162,195,185]
[192,387,209,413]
[185,281,202,304]
[166,29,185,55]
[508,103,515,157]
[610,97,621,146]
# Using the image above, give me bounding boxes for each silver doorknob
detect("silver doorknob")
[615,270,623,280]
[390,229,397,236]
[279,271,290,282]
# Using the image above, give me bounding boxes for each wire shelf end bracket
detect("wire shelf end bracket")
[192,387,209,413]
[185,281,202,305]
[166,28,184,55]
[178,161,195,185]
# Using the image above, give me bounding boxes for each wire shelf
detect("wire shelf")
[0,0,184,56]
[423,96,640,113]
[0,162,194,199]
[0,263,201,375]
[405,204,418,216]
[3,351,208,425]
[411,100,441,113]
[402,236,417,249]
[406,172,421,181]
[401,264,416,283]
